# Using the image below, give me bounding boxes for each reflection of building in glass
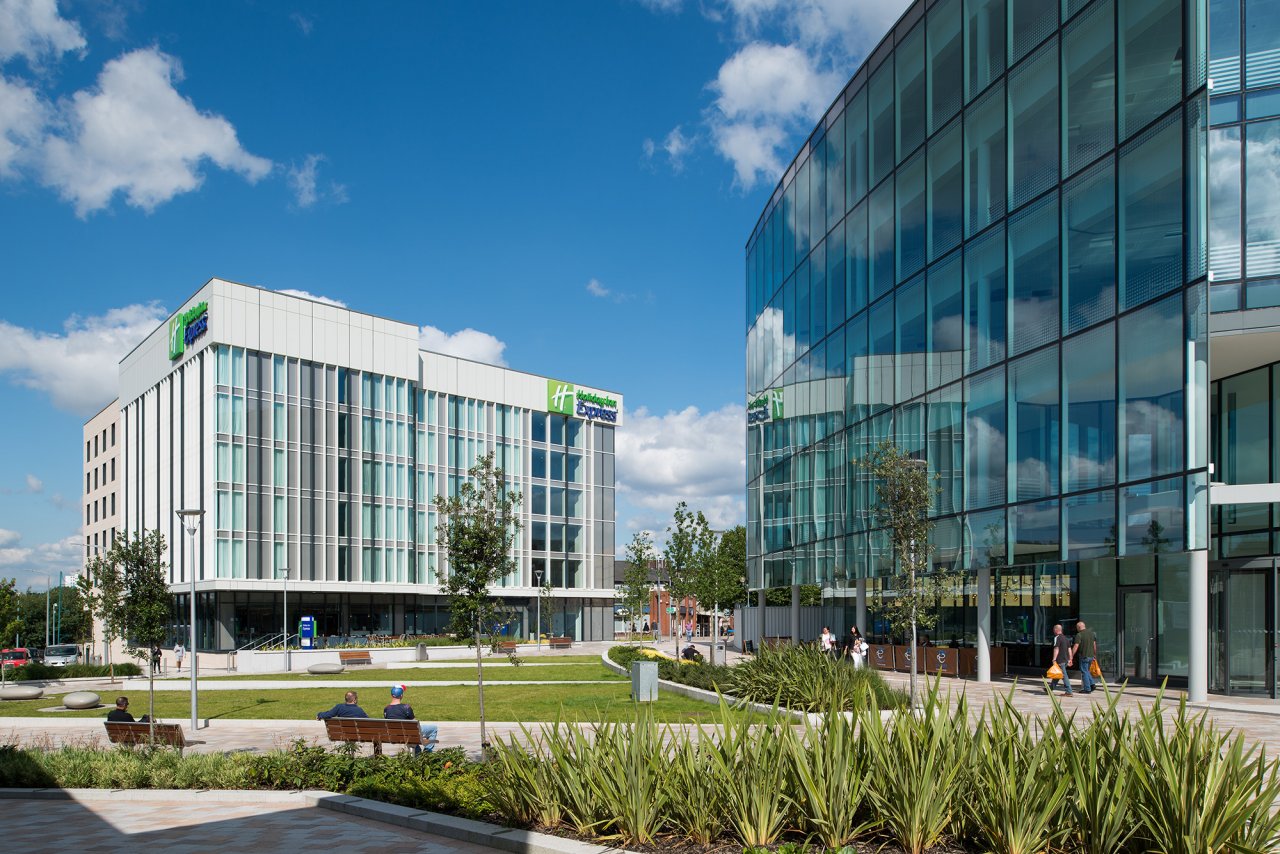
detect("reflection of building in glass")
[745,0,1280,697]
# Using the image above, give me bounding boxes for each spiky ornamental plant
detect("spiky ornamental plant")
[862,440,946,708]
[433,452,522,752]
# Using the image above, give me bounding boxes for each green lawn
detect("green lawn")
[0,684,733,723]
[205,662,623,683]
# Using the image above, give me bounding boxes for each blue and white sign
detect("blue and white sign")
[299,616,315,650]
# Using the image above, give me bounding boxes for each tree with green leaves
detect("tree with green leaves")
[0,578,21,686]
[81,530,172,742]
[79,545,126,683]
[765,584,823,606]
[863,440,943,708]
[433,452,522,751]
[620,531,656,644]
[663,502,714,655]
[689,525,748,665]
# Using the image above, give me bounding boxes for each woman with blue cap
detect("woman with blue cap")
[383,683,439,753]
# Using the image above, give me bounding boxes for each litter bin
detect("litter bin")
[631,660,658,702]
[417,643,430,662]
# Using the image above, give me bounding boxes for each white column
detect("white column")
[790,583,802,643]
[1188,549,1209,702]
[977,566,992,683]
[856,576,867,636]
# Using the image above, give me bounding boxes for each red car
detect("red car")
[1,648,33,669]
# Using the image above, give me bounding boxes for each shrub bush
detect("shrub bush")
[10,662,142,680]
[724,644,906,712]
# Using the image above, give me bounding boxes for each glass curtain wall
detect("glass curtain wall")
[745,0,1208,677]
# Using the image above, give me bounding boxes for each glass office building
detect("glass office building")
[100,278,622,652]
[746,0,1280,696]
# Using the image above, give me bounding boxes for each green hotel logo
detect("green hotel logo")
[548,380,575,415]
[168,301,209,360]
[747,389,784,424]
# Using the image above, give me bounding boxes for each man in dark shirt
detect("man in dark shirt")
[316,690,368,720]
[383,684,437,752]
[106,696,150,722]
[1073,620,1099,694]
[1046,623,1073,697]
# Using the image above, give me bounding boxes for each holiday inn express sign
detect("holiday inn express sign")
[168,301,209,360]
[547,380,619,423]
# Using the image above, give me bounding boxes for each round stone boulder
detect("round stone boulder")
[62,691,100,710]
[307,662,345,675]
[0,685,43,700]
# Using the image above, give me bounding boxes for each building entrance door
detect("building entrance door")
[1119,588,1157,682]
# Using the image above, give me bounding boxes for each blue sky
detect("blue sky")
[0,0,906,588]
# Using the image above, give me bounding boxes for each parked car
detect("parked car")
[44,644,80,667]
[0,648,33,669]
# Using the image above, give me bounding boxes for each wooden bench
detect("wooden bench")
[323,717,437,756]
[548,637,572,649]
[104,721,189,754]
[338,650,373,667]
[498,641,519,652]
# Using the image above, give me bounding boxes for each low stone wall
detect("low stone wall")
[235,645,476,674]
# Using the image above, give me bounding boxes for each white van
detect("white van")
[44,644,80,667]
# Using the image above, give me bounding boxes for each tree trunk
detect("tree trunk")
[148,667,155,745]
[474,620,487,752]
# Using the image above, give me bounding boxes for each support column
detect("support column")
[757,587,766,652]
[790,583,801,644]
[1189,549,1209,702]
[977,566,992,683]
[856,577,868,637]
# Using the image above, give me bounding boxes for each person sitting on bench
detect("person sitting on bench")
[106,696,150,723]
[316,690,368,720]
[383,684,438,752]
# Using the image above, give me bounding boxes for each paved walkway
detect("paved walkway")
[2,789,500,853]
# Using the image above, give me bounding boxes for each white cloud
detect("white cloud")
[616,403,746,539]
[276,288,347,308]
[419,325,508,367]
[287,153,347,209]
[0,531,83,590]
[0,0,85,64]
[0,301,167,414]
[290,12,314,36]
[25,474,42,493]
[586,278,611,298]
[643,125,693,172]
[0,528,20,547]
[634,0,684,11]
[0,73,45,176]
[39,48,273,217]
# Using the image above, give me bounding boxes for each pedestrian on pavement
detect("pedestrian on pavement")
[316,691,369,720]
[383,684,438,753]
[1046,623,1074,697]
[150,645,161,675]
[1073,620,1099,694]
[849,626,867,669]
[820,626,834,656]
[173,642,185,672]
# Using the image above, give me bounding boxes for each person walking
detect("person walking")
[1046,623,1073,697]
[173,642,185,672]
[383,684,438,753]
[1073,620,1099,694]
[849,626,867,669]
[820,626,834,656]
[316,690,369,719]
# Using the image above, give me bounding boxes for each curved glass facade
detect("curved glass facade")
[745,0,1211,677]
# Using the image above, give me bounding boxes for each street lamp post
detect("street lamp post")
[175,509,205,733]
[533,568,544,651]
[276,567,290,672]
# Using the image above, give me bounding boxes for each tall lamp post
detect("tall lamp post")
[276,567,290,671]
[175,509,204,733]
[533,568,544,651]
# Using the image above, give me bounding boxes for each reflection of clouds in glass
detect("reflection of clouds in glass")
[1209,127,1242,278]
[748,306,796,392]
[965,413,1006,504]
[1246,126,1280,277]
[1011,295,1057,351]
[1067,452,1115,487]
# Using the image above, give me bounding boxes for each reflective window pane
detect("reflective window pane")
[897,22,926,161]
[966,365,1006,510]
[966,0,1006,101]
[826,114,845,226]
[1209,126,1242,281]
[870,180,895,300]
[1009,41,1059,210]
[1120,114,1183,310]
[1064,323,1117,491]
[1010,345,1060,501]
[1064,159,1117,333]
[1010,0,1056,64]
[847,201,869,313]
[1122,477,1184,554]
[966,223,1007,371]
[897,152,927,281]
[846,86,869,205]
[1218,367,1270,484]
[897,275,927,402]
[1011,499,1060,564]
[870,297,895,411]
[1065,490,1118,560]
[1009,192,1061,355]
[927,252,964,389]
[928,0,963,134]
[966,82,1006,237]
[1064,1,1117,178]
[1245,119,1280,279]
[1246,0,1280,88]
[1120,293,1184,482]
[928,119,964,261]
[928,382,964,515]
[870,61,895,186]
[1209,0,1241,93]
[797,159,812,259]
[1119,0,1183,141]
